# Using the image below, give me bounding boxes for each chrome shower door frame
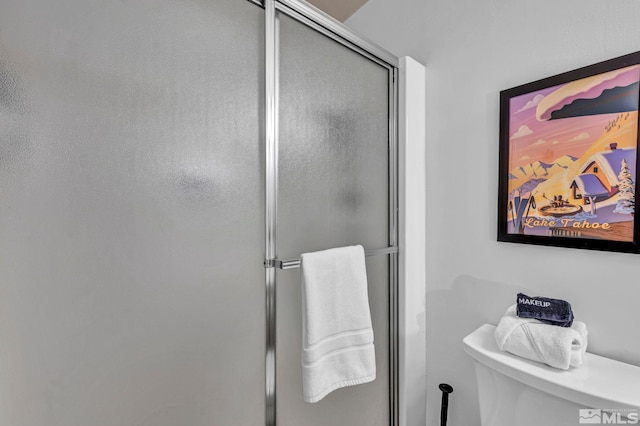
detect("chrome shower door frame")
[263,1,399,425]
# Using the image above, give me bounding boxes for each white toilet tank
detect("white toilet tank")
[463,324,640,426]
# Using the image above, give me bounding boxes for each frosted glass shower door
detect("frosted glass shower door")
[275,12,393,426]
[0,1,265,425]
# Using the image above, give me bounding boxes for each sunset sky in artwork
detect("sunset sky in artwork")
[508,65,640,170]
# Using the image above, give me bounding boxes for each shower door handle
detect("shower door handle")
[263,258,301,270]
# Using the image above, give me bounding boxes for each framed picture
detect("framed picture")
[498,51,640,253]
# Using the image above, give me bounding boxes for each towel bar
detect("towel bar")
[263,246,398,269]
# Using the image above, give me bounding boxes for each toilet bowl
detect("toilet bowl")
[463,324,640,426]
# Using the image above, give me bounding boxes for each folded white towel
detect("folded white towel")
[495,304,588,370]
[300,245,376,403]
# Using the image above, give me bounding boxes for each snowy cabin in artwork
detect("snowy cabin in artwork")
[570,143,636,204]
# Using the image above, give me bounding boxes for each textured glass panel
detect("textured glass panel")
[0,1,264,425]
[276,257,390,426]
[276,13,390,425]
[277,14,390,259]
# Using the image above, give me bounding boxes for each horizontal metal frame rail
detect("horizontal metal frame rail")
[275,0,398,68]
[264,246,399,270]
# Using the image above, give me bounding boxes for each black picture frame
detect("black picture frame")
[498,51,640,253]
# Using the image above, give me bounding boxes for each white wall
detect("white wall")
[399,57,427,426]
[348,2,640,425]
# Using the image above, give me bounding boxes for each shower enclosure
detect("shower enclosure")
[0,0,399,425]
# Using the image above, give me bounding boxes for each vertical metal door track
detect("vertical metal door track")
[264,1,278,425]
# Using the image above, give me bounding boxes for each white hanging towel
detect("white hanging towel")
[300,245,376,403]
